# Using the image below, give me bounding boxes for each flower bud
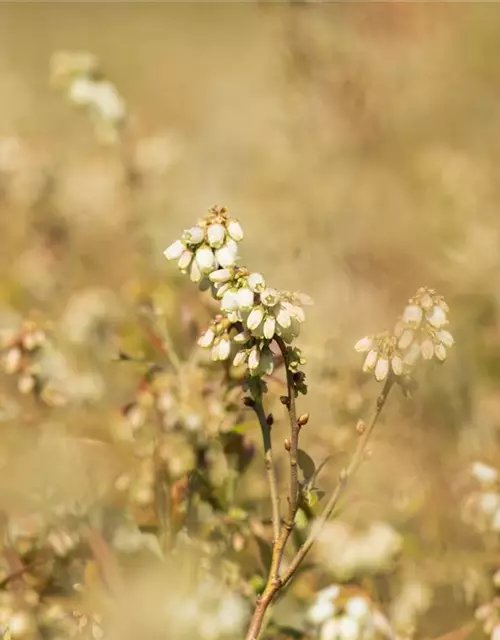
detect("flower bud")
[402,304,423,329]
[195,246,216,274]
[198,328,215,348]
[247,306,264,331]
[233,350,248,367]
[434,343,447,361]
[391,354,403,375]
[375,357,389,381]
[207,223,226,248]
[354,336,373,353]
[427,305,447,328]
[248,345,261,372]
[190,259,202,283]
[263,315,276,340]
[362,350,378,372]
[221,289,240,312]
[259,347,274,376]
[275,305,291,329]
[215,244,237,268]
[182,226,204,245]
[163,239,184,261]
[437,329,454,348]
[227,219,244,242]
[178,249,193,271]
[237,287,254,311]
[209,268,231,283]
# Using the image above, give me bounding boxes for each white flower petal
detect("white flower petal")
[248,346,260,372]
[354,336,373,353]
[402,304,423,329]
[221,289,239,312]
[198,328,215,348]
[209,268,231,283]
[263,316,276,339]
[215,282,231,299]
[232,350,248,367]
[436,329,454,348]
[363,350,378,372]
[275,305,291,329]
[237,287,254,311]
[178,249,193,271]
[259,347,274,376]
[227,219,244,242]
[217,337,231,361]
[375,357,389,381]
[233,332,249,344]
[163,239,184,261]
[427,305,447,328]
[215,244,237,268]
[207,223,226,248]
[190,259,202,283]
[247,306,264,331]
[261,288,279,307]
[182,225,204,245]
[391,354,403,375]
[434,343,447,361]
[247,272,266,293]
[195,246,216,274]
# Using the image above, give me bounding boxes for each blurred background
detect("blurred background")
[0,2,499,639]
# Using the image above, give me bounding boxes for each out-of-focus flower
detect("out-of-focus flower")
[317,520,402,581]
[50,50,126,144]
[355,288,453,382]
[307,585,395,640]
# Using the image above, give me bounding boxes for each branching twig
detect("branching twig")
[281,376,393,587]
[244,376,394,640]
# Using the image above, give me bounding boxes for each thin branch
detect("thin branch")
[244,376,394,640]
[275,336,300,527]
[281,376,393,587]
[251,398,281,543]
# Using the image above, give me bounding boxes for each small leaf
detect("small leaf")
[231,420,258,434]
[297,449,316,482]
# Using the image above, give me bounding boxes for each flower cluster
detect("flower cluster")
[307,585,394,640]
[50,50,126,144]
[462,461,500,533]
[355,287,454,382]
[0,320,47,396]
[164,206,311,382]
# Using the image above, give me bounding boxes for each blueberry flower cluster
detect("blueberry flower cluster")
[355,287,454,382]
[50,51,126,144]
[164,206,311,379]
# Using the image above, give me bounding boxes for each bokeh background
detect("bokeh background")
[0,3,500,639]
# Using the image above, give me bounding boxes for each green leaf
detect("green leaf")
[297,449,316,482]
[231,420,258,434]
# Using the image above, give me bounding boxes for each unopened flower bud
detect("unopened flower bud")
[227,219,244,242]
[207,223,226,248]
[298,413,309,426]
[163,239,184,261]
